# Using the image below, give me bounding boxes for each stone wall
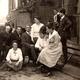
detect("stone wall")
[7,10,31,28]
[16,12,31,27]
[8,0,63,27]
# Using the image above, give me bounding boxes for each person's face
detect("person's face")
[12,42,18,50]
[5,26,11,33]
[54,10,57,15]
[25,26,31,32]
[39,33,45,39]
[17,27,21,34]
[34,18,40,24]
[59,12,63,17]
[46,27,52,33]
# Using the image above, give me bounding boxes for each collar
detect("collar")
[26,31,30,35]
[12,48,17,51]
[60,15,65,21]
[49,30,55,39]
[57,12,60,15]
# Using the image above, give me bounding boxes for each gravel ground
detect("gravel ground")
[0,63,78,80]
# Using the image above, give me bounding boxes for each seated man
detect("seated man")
[1,25,11,62]
[10,26,22,48]
[6,41,23,71]
[21,25,37,64]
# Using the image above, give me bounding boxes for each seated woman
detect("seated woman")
[6,41,23,71]
[37,22,63,76]
[35,26,48,56]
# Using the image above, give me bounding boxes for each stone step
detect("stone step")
[67,40,80,67]
[67,40,80,51]
[68,48,80,56]
[62,64,80,80]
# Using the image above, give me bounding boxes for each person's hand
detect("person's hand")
[63,28,65,31]
[9,60,12,64]
[30,44,34,47]
[15,62,19,66]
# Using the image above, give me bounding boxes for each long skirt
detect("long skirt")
[37,42,62,68]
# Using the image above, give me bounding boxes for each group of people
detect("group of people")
[0,8,71,76]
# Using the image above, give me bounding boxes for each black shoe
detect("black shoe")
[44,72,53,77]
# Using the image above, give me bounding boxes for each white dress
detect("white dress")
[37,30,63,67]
[31,23,44,40]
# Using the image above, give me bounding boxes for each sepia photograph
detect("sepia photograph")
[0,0,80,80]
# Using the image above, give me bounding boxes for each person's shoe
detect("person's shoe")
[44,72,53,77]
[32,65,41,72]
[32,68,41,74]
[7,67,12,71]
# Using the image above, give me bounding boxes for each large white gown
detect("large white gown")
[37,30,63,68]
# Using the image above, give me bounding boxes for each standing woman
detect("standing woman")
[31,16,44,44]
[37,22,63,76]
[6,41,23,71]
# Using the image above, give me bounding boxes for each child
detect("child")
[6,41,23,71]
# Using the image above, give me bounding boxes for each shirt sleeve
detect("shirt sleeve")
[31,25,34,41]
[35,38,42,50]
[6,49,11,61]
[18,49,23,62]
[54,15,57,22]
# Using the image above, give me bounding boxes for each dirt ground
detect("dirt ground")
[0,63,78,80]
